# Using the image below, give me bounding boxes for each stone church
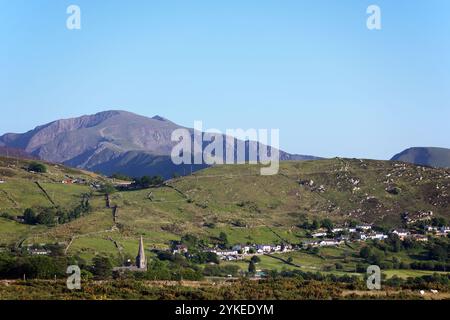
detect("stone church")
[113,236,147,272]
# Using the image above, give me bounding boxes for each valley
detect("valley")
[0,155,448,287]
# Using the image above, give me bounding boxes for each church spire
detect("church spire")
[136,236,147,270]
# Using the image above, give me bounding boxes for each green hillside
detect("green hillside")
[0,156,449,262]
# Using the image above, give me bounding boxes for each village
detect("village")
[16,217,450,259]
[171,222,450,262]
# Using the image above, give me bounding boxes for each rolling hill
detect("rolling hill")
[0,156,448,262]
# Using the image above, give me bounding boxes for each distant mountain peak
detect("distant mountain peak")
[391,147,450,168]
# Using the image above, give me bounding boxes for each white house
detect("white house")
[29,249,51,256]
[172,245,188,254]
[242,246,251,254]
[319,240,340,247]
[257,245,272,253]
[216,250,239,257]
[348,228,357,233]
[332,228,344,233]
[232,245,251,254]
[369,233,388,240]
[302,240,321,248]
[392,229,410,240]
[272,245,282,252]
[357,225,372,231]
[312,232,327,238]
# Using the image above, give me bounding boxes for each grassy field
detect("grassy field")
[222,249,449,280]
[383,269,450,279]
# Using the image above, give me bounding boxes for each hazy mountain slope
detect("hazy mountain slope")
[167,158,450,228]
[86,151,209,178]
[0,146,38,160]
[0,110,320,178]
[391,147,450,168]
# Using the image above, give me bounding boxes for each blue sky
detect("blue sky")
[1,0,449,159]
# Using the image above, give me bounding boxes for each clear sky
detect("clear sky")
[1,0,449,159]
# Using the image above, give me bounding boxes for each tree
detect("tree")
[92,256,113,279]
[251,256,261,264]
[248,261,256,274]
[151,176,164,186]
[431,217,446,228]
[348,220,358,228]
[368,250,385,265]
[138,176,152,188]
[429,245,447,262]
[321,219,334,231]
[387,234,402,252]
[100,183,116,195]
[28,162,47,173]
[110,173,132,181]
[181,234,200,250]
[134,176,164,189]
[56,210,69,224]
[29,256,65,279]
[219,232,229,248]
[311,220,320,230]
[204,252,220,264]
[36,209,56,226]
[23,208,37,225]
[402,238,417,250]
[359,246,372,259]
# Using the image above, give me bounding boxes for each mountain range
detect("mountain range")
[0,110,319,178]
[1,110,448,178]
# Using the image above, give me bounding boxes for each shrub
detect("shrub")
[251,256,261,264]
[23,208,37,225]
[92,256,113,279]
[28,162,47,173]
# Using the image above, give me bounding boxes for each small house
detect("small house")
[319,240,340,247]
[411,234,428,242]
[392,229,410,240]
[172,244,188,254]
[369,233,388,240]
[312,232,327,238]
[356,225,372,231]
[256,245,272,253]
